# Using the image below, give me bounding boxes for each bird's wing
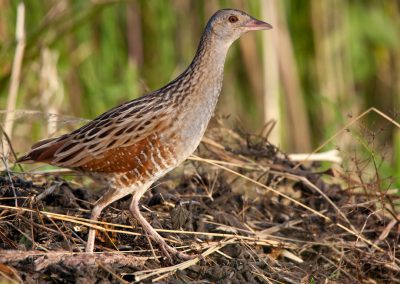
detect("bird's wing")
[17,93,173,169]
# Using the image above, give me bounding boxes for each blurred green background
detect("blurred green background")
[0,0,399,183]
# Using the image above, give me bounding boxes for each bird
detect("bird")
[17,8,272,261]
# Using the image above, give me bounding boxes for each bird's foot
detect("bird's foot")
[158,242,197,263]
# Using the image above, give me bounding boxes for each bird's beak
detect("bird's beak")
[243,18,273,30]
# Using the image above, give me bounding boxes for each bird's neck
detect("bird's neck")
[189,30,231,81]
[159,29,232,110]
[174,29,231,115]
[172,31,231,129]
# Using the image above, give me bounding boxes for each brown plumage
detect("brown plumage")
[17,9,271,261]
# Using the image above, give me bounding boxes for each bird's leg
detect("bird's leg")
[86,187,130,252]
[129,188,196,261]
[86,202,106,253]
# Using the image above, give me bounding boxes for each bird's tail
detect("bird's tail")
[16,135,68,164]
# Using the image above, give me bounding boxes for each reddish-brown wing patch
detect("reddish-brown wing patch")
[79,133,172,178]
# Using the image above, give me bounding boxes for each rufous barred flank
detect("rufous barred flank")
[17,9,272,261]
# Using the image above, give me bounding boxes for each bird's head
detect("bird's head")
[206,9,272,45]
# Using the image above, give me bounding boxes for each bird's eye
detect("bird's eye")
[228,15,238,23]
